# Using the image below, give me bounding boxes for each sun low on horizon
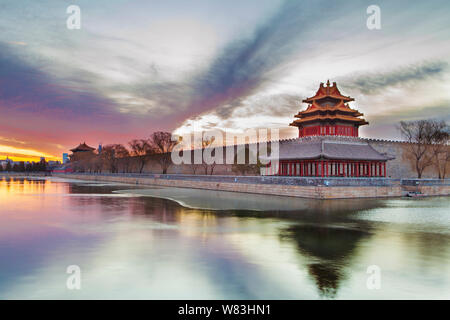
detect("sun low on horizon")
[1,0,450,162]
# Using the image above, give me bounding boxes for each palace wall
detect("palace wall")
[366,139,443,179]
[73,138,446,179]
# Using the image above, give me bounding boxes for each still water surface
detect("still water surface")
[0,177,449,299]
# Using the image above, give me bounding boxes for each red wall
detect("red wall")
[299,125,358,137]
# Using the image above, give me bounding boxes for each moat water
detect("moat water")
[0,177,449,299]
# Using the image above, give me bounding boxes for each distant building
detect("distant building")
[69,142,96,162]
[62,153,69,164]
[0,157,13,170]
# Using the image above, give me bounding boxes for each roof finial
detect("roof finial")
[326,79,330,87]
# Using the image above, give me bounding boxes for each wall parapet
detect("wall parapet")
[55,172,402,187]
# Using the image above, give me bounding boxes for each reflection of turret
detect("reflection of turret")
[282,223,372,298]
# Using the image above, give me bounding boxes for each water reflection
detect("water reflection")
[281,224,372,298]
[0,177,449,299]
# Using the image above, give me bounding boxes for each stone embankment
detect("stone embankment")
[49,173,450,199]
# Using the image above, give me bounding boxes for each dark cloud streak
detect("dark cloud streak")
[341,61,448,95]
[0,43,119,120]
[183,0,348,120]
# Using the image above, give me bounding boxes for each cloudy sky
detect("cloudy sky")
[1,0,449,161]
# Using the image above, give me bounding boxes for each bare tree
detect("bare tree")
[429,123,450,179]
[90,155,103,173]
[399,120,449,178]
[231,145,261,175]
[114,144,131,173]
[442,148,450,179]
[129,139,153,173]
[190,164,201,174]
[148,132,181,174]
[200,136,215,175]
[101,144,129,173]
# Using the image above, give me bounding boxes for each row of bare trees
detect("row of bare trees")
[72,132,180,174]
[71,132,263,175]
[399,120,450,178]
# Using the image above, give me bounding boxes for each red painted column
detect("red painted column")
[321,161,324,177]
[300,161,303,176]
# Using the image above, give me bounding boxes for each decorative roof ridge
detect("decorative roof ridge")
[303,81,354,102]
[323,139,368,146]
[360,137,413,144]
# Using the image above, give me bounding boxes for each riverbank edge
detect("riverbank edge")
[35,173,449,199]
